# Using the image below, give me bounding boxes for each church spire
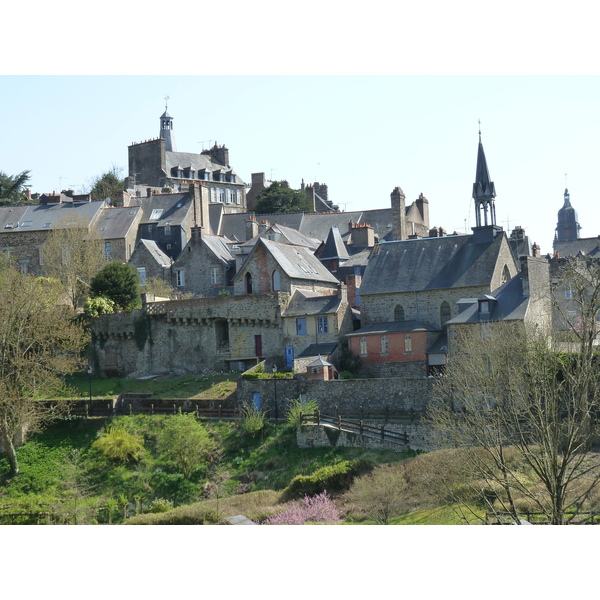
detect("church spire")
[472,125,497,228]
[555,187,580,242]
[159,96,176,152]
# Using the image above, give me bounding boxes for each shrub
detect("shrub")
[264,491,341,525]
[284,459,373,500]
[149,498,174,513]
[240,405,268,437]
[92,428,146,463]
[83,295,115,318]
[285,397,319,427]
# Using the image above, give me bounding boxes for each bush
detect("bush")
[285,397,319,427]
[240,405,268,437]
[92,428,146,463]
[149,498,174,513]
[338,371,355,380]
[284,459,373,500]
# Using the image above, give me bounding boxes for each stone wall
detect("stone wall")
[237,375,434,415]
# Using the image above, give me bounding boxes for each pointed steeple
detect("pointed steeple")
[159,97,176,152]
[472,126,497,228]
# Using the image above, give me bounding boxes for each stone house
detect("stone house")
[281,287,353,371]
[126,108,247,212]
[170,227,236,297]
[0,200,141,274]
[232,237,340,297]
[128,238,173,287]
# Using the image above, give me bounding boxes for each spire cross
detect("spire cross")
[164,95,169,111]
[478,119,481,139]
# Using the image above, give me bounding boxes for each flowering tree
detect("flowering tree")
[263,491,341,525]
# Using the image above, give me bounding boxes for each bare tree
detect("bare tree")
[41,215,106,309]
[0,267,88,476]
[427,257,600,524]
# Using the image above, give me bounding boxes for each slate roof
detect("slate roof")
[297,343,339,358]
[94,206,142,240]
[445,273,529,325]
[359,232,506,295]
[307,356,335,368]
[554,237,600,258]
[134,239,172,267]
[239,223,321,252]
[319,226,350,260]
[164,151,244,185]
[347,320,437,337]
[140,193,191,226]
[257,238,339,284]
[282,289,342,316]
[0,201,104,232]
[202,235,236,265]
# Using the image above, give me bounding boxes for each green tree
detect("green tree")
[0,269,88,476]
[89,166,125,204]
[254,181,313,214]
[157,413,214,479]
[0,170,31,205]
[90,261,140,311]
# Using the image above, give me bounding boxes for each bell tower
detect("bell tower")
[159,96,176,152]
[555,188,581,242]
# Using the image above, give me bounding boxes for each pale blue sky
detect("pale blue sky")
[3,75,599,254]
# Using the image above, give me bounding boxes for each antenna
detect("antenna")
[269,168,277,180]
[339,202,353,211]
[198,140,214,150]
[59,176,66,191]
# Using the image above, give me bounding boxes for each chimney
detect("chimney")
[191,227,203,243]
[416,192,429,227]
[246,172,266,211]
[190,182,210,230]
[259,219,270,235]
[391,187,406,241]
[351,223,375,248]
[532,242,540,258]
[520,254,549,298]
[245,216,259,241]
[345,274,362,309]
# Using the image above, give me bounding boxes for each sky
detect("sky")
[2,75,600,254]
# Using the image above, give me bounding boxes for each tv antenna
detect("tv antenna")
[198,140,214,150]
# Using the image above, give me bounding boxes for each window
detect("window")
[148,225,153,234]
[404,335,412,354]
[150,209,163,221]
[440,301,451,327]
[211,267,220,285]
[359,337,367,356]
[61,246,69,265]
[245,272,253,294]
[272,269,281,291]
[317,316,328,334]
[502,264,511,284]
[20,221,32,228]
[296,318,307,336]
[2,247,11,259]
[19,260,29,275]
[164,223,171,236]
[565,289,574,300]
[176,269,185,287]
[104,242,112,259]
[394,304,405,322]
[36,246,43,266]
[380,335,388,355]
[137,267,147,287]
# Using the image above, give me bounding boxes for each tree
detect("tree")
[344,464,408,524]
[427,259,600,526]
[90,261,141,311]
[41,215,107,309]
[254,181,313,214]
[0,268,88,476]
[92,427,146,463]
[89,166,125,204]
[157,413,214,479]
[0,170,31,205]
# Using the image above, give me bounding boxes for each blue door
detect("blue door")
[252,393,261,411]
[285,346,294,369]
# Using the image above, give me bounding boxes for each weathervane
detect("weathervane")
[164,95,169,111]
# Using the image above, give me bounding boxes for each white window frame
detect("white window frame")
[176,269,185,287]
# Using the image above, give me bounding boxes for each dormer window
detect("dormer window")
[479,300,490,313]
[4,223,14,229]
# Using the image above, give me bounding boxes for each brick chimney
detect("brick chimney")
[351,223,375,248]
[391,187,406,241]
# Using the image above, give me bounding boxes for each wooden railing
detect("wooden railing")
[300,411,409,446]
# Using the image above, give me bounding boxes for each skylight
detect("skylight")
[150,209,163,220]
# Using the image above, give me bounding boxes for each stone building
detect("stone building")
[170,227,236,297]
[128,239,173,286]
[126,108,247,212]
[349,132,520,375]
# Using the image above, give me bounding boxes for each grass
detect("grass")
[63,373,240,400]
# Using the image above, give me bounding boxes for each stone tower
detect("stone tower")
[391,186,407,241]
[555,188,580,242]
[159,107,176,152]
